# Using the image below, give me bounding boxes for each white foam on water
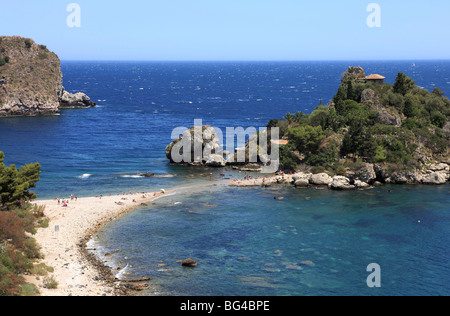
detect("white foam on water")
[78,174,93,179]
[121,175,142,179]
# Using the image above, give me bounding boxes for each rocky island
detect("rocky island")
[166,66,450,188]
[0,36,95,117]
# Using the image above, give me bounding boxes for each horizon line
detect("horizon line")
[60,59,450,63]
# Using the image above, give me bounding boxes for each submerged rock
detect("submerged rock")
[181,258,198,267]
[299,260,315,267]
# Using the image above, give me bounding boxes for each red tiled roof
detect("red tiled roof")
[366,74,386,80]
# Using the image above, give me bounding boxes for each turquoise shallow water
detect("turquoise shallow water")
[95,183,450,296]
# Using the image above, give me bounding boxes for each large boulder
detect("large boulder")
[443,121,450,137]
[354,180,370,188]
[341,66,365,83]
[59,89,96,108]
[166,125,222,165]
[205,154,226,168]
[388,170,424,184]
[329,176,355,190]
[309,173,333,186]
[294,178,310,187]
[361,89,382,111]
[347,163,377,184]
[422,172,448,185]
[293,173,312,187]
[375,110,402,127]
[428,163,449,172]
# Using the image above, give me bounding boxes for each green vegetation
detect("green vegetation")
[24,39,32,50]
[268,68,450,174]
[0,152,41,208]
[0,56,10,67]
[0,151,47,296]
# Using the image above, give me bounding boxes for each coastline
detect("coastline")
[27,172,448,296]
[28,187,181,296]
[28,180,224,296]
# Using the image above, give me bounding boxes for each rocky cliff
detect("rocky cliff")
[0,36,95,117]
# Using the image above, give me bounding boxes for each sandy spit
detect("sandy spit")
[28,189,175,296]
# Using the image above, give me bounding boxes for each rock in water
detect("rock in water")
[205,154,227,167]
[165,125,222,165]
[329,176,355,190]
[181,258,198,267]
[310,173,333,186]
[59,90,96,108]
[299,260,315,267]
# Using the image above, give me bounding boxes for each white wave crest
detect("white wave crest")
[78,174,93,179]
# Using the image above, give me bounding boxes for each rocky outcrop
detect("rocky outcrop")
[347,163,377,184]
[205,154,227,168]
[0,36,94,117]
[310,173,333,186]
[443,121,450,137]
[375,110,402,127]
[329,176,355,190]
[361,89,382,111]
[166,125,222,165]
[293,173,312,187]
[341,66,365,83]
[354,180,370,188]
[422,171,448,185]
[374,163,449,185]
[59,89,96,108]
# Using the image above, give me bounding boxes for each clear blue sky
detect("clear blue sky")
[1,0,449,61]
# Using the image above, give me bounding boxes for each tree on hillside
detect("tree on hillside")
[287,125,325,154]
[283,113,296,125]
[0,152,41,209]
[393,73,415,96]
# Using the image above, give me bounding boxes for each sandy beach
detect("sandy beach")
[26,174,283,296]
[28,189,173,296]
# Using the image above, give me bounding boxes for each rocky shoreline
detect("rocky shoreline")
[230,162,450,189]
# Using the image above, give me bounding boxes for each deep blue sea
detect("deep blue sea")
[0,61,449,295]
